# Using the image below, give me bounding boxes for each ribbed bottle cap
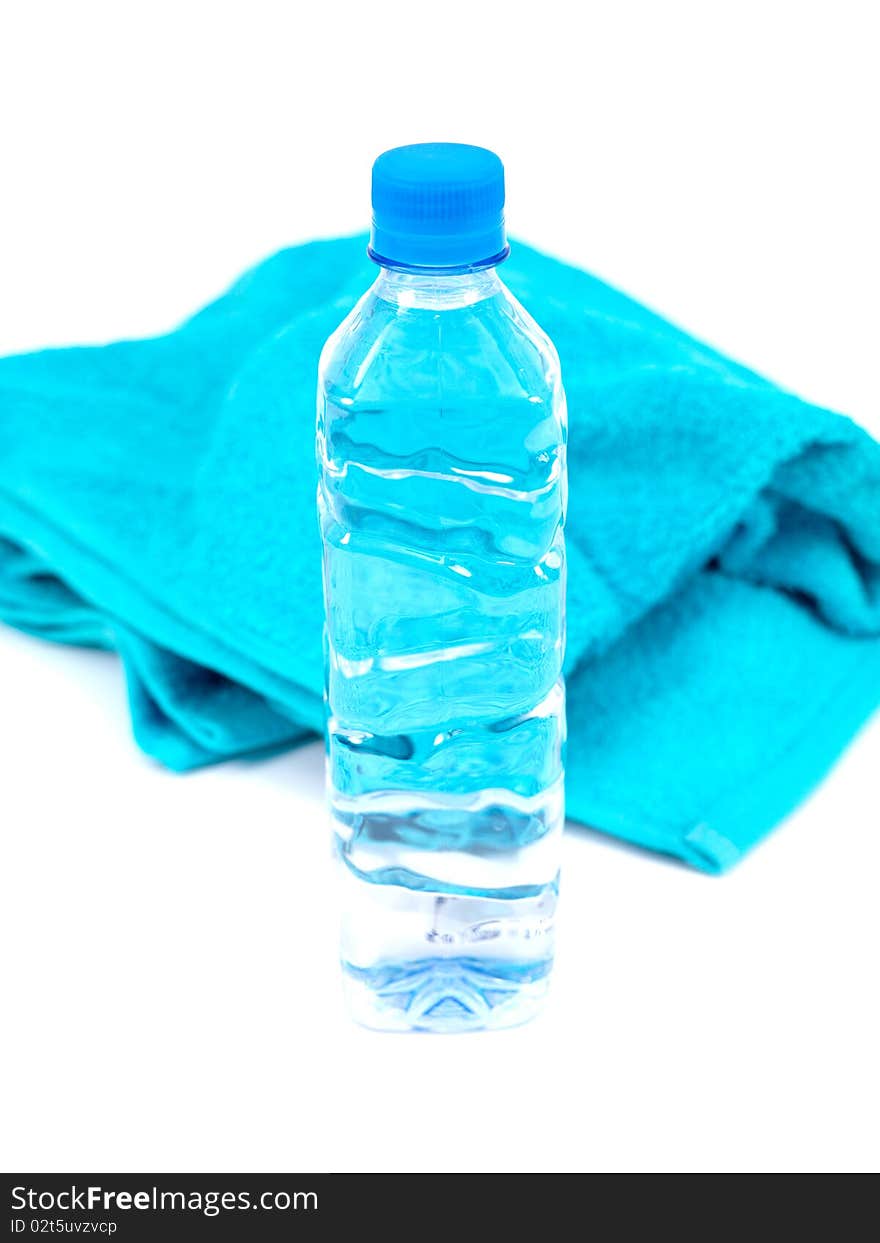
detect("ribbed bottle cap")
[369,143,508,272]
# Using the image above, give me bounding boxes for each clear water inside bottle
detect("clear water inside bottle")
[317,266,567,1032]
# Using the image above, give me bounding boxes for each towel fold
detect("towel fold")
[1,235,878,870]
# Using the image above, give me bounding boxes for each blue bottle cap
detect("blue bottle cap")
[369,143,509,272]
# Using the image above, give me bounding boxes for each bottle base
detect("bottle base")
[342,955,552,1033]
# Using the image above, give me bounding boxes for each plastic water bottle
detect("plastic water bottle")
[316,144,567,1032]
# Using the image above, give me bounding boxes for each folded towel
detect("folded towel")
[1,236,878,872]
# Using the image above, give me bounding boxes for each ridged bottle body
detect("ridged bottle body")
[317,267,567,1032]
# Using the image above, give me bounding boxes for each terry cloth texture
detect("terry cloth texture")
[1,236,878,871]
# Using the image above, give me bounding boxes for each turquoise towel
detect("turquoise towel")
[1,236,878,872]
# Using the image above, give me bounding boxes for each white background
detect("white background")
[1,0,878,1174]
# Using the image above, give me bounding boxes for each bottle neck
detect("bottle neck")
[373,265,503,310]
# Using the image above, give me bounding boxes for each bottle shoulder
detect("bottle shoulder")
[319,274,563,408]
